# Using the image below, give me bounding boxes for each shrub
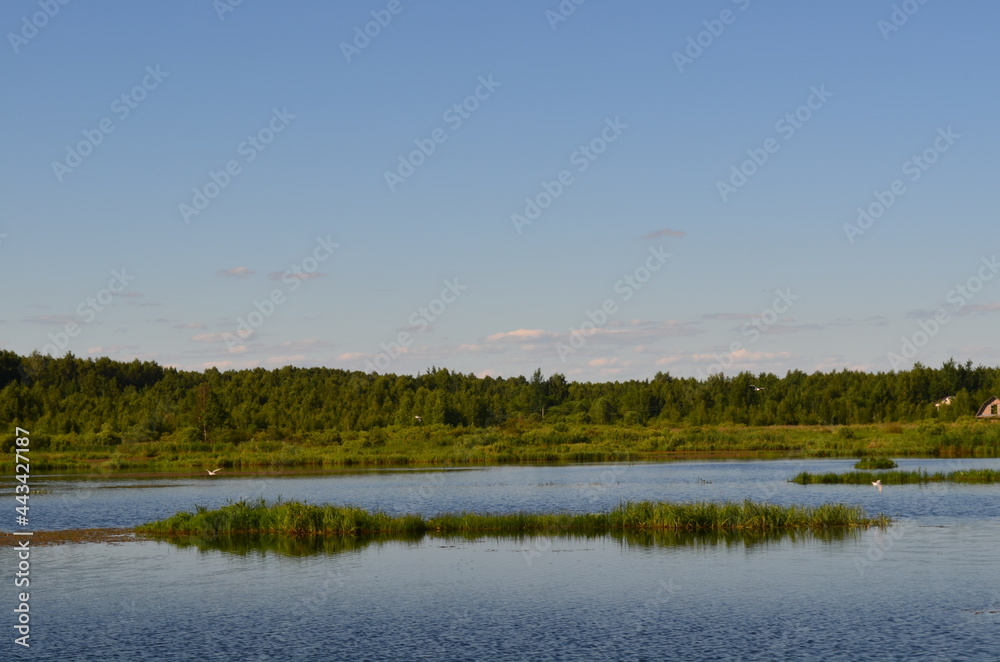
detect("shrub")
[836,427,856,440]
[854,457,897,470]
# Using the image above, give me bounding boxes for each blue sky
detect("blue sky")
[2,0,997,381]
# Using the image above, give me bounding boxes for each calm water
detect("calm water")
[5,459,1000,660]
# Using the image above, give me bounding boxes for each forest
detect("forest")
[2,350,999,453]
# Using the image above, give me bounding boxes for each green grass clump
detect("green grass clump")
[137,498,889,538]
[610,500,882,532]
[144,499,422,536]
[950,469,1000,483]
[792,468,1000,485]
[853,457,898,470]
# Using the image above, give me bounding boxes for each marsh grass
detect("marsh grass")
[137,498,889,539]
[792,468,1000,485]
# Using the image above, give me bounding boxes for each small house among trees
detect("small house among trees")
[975,396,1000,419]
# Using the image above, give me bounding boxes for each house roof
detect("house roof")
[975,396,1000,417]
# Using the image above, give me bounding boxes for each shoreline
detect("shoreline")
[7,450,981,481]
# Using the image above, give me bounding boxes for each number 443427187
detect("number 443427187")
[15,427,29,522]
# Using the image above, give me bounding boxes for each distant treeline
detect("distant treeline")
[1,351,998,446]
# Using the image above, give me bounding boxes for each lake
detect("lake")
[5,458,1000,660]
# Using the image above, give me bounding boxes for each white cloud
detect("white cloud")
[190,333,228,343]
[218,267,255,278]
[485,329,557,342]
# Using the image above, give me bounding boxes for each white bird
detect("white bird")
[206,468,222,476]
[750,385,766,391]
[414,415,422,422]
[872,479,882,494]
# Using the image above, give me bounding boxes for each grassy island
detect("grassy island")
[137,498,890,538]
[792,468,1000,485]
